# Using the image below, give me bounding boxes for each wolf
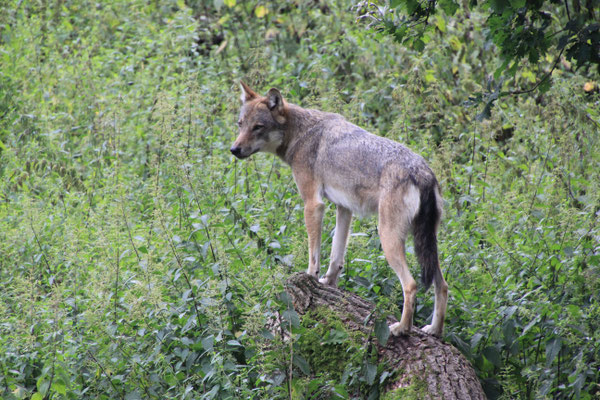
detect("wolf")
[230,82,448,337]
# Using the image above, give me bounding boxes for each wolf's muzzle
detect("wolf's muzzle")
[230,146,244,158]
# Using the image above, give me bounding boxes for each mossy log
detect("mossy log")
[284,272,486,400]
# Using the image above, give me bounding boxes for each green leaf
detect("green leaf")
[509,0,525,9]
[54,380,67,395]
[566,304,581,319]
[364,362,377,386]
[278,291,293,308]
[522,315,540,335]
[483,346,502,367]
[36,378,50,396]
[438,0,459,15]
[292,354,311,375]
[165,373,177,387]
[528,48,540,64]
[538,77,552,94]
[374,320,390,346]
[260,328,275,340]
[413,39,425,52]
[125,391,142,400]
[435,15,446,32]
[494,59,510,80]
[502,319,516,346]
[282,309,300,328]
[571,372,586,397]
[503,305,518,319]
[323,328,348,344]
[333,385,349,398]
[393,25,408,42]
[476,101,493,121]
[470,332,484,350]
[202,335,215,352]
[213,0,224,11]
[545,337,561,365]
[405,0,420,14]
[206,385,220,399]
[507,60,519,77]
[380,370,391,384]
[255,5,268,18]
[488,0,510,13]
[424,70,437,83]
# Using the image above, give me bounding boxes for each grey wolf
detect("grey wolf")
[230,82,448,337]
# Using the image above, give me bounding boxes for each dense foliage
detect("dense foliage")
[361,0,599,118]
[0,0,598,399]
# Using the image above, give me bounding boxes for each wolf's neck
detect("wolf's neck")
[275,103,332,164]
[285,103,329,132]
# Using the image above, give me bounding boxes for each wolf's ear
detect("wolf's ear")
[240,81,258,103]
[266,88,284,113]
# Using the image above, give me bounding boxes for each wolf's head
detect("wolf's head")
[230,82,286,159]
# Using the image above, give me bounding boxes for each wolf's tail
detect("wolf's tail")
[413,182,443,290]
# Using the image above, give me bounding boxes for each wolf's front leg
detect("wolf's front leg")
[320,206,352,286]
[304,200,325,278]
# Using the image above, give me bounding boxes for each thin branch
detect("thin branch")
[503,47,565,96]
[121,201,141,262]
[29,218,53,277]
[488,232,523,266]
[113,247,120,324]
[157,208,203,329]
[182,168,217,262]
[87,350,125,400]
[467,128,477,198]
[528,147,551,216]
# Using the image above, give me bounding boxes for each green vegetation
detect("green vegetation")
[296,308,359,381]
[0,0,598,399]
[364,0,600,118]
[380,377,429,400]
[293,307,382,398]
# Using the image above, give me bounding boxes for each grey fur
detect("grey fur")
[232,84,448,337]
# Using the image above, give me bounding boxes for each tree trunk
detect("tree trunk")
[284,272,486,400]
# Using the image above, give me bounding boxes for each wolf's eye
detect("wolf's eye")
[252,124,264,132]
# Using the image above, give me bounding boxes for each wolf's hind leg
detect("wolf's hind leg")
[379,203,417,336]
[320,206,352,286]
[421,271,448,337]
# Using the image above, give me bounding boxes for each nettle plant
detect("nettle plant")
[359,0,600,117]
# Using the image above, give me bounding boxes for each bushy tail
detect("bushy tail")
[413,184,442,290]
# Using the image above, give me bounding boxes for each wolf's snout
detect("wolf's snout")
[230,146,242,157]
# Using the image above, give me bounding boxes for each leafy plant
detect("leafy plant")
[0,0,598,399]
[359,0,600,116]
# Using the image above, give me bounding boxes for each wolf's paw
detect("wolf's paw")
[389,322,411,336]
[421,324,443,337]
[318,276,337,287]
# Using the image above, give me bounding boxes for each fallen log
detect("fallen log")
[283,272,486,399]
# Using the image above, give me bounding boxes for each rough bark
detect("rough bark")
[284,272,486,400]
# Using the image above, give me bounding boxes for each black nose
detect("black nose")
[230,146,242,157]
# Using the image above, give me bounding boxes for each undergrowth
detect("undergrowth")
[0,0,598,399]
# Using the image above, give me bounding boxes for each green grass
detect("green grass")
[0,1,599,399]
